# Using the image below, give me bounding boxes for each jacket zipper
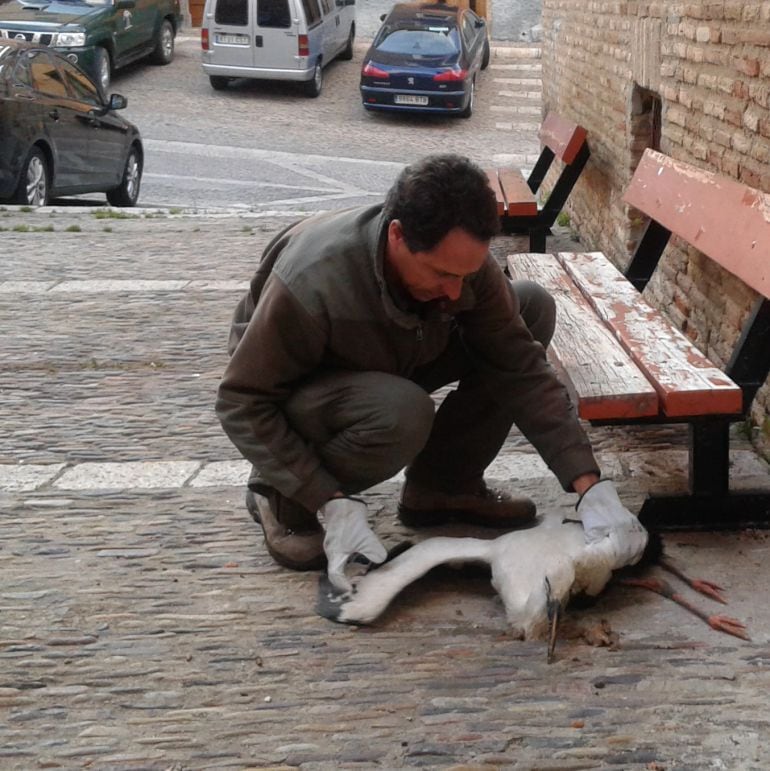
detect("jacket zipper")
[416,324,423,342]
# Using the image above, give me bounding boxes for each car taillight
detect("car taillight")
[298,34,309,57]
[433,67,468,82]
[201,27,209,51]
[361,62,389,79]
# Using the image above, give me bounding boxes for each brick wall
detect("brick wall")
[540,0,770,455]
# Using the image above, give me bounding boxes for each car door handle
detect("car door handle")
[255,35,263,46]
[49,109,60,121]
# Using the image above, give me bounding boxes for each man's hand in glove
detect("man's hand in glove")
[576,479,648,567]
[319,496,387,593]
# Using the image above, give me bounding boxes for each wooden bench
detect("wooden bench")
[486,112,590,252]
[507,148,770,530]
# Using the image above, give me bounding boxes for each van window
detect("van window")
[299,0,321,27]
[257,0,291,28]
[215,0,248,26]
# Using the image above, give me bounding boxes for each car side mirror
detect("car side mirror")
[379,13,386,20]
[108,93,127,110]
[474,19,485,28]
[115,0,135,9]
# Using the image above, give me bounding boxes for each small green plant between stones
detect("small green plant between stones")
[65,224,82,233]
[92,209,139,220]
[556,211,571,227]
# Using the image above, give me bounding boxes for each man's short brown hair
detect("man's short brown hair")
[383,154,500,252]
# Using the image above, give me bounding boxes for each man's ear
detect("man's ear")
[387,218,403,244]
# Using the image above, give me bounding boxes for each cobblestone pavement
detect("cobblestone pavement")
[2,201,770,771]
[2,40,770,766]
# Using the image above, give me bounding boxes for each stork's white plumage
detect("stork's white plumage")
[317,520,625,641]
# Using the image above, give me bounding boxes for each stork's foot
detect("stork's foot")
[708,614,751,641]
[688,579,727,605]
[621,577,751,642]
[658,559,728,604]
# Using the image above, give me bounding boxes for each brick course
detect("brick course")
[541,0,770,455]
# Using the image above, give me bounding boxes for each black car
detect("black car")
[360,2,490,119]
[0,38,143,206]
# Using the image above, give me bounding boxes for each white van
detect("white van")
[201,0,356,96]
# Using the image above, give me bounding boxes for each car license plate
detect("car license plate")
[394,94,429,106]
[215,33,249,45]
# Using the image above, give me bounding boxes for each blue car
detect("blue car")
[360,2,490,119]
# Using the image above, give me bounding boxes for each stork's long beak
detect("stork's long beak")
[545,577,561,664]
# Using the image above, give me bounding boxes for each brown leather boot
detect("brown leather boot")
[398,480,536,529]
[246,488,326,571]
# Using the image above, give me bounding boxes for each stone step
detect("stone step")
[491,45,541,59]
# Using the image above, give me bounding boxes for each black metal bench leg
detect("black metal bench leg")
[529,226,548,253]
[638,419,770,530]
[690,420,730,496]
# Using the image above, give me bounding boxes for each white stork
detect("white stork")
[316,520,749,660]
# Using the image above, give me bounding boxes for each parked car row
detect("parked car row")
[200,1,490,117]
[0,2,492,207]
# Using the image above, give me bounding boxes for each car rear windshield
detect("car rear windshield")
[374,27,461,58]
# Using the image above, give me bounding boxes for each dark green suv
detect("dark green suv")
[0,0,182,92]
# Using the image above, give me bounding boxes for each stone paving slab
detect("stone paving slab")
[1,205,770,769]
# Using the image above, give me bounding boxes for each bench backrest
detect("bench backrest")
[538,112,589,165]
[624,149,770,300]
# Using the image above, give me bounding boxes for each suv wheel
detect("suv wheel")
[94,46,111,93]
[151,19,175,65]
[303,61,322,98]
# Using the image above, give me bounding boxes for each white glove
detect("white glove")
[319,497,387,593]
[576,480,648,567]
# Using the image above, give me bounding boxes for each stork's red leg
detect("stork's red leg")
[621,577,751,641]
[658,559,728,604]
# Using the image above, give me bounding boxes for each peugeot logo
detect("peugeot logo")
[14,33,26,41]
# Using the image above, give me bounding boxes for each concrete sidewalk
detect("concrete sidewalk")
[1,204,769,770]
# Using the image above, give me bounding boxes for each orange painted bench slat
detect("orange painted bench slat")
[486,169,537,217]
[507,253,659,420]
[498,169,537,216]
[486,169,506,217]
[539,112,589,165]
[555,251,744,417]
[623,149,770,300]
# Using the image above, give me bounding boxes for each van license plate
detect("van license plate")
[216,33,249,45]
[394,94,429,106]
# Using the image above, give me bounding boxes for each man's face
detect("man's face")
[386,221,490,303]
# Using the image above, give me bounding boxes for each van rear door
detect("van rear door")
[254,0,299,71]
[207,0,254,70]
